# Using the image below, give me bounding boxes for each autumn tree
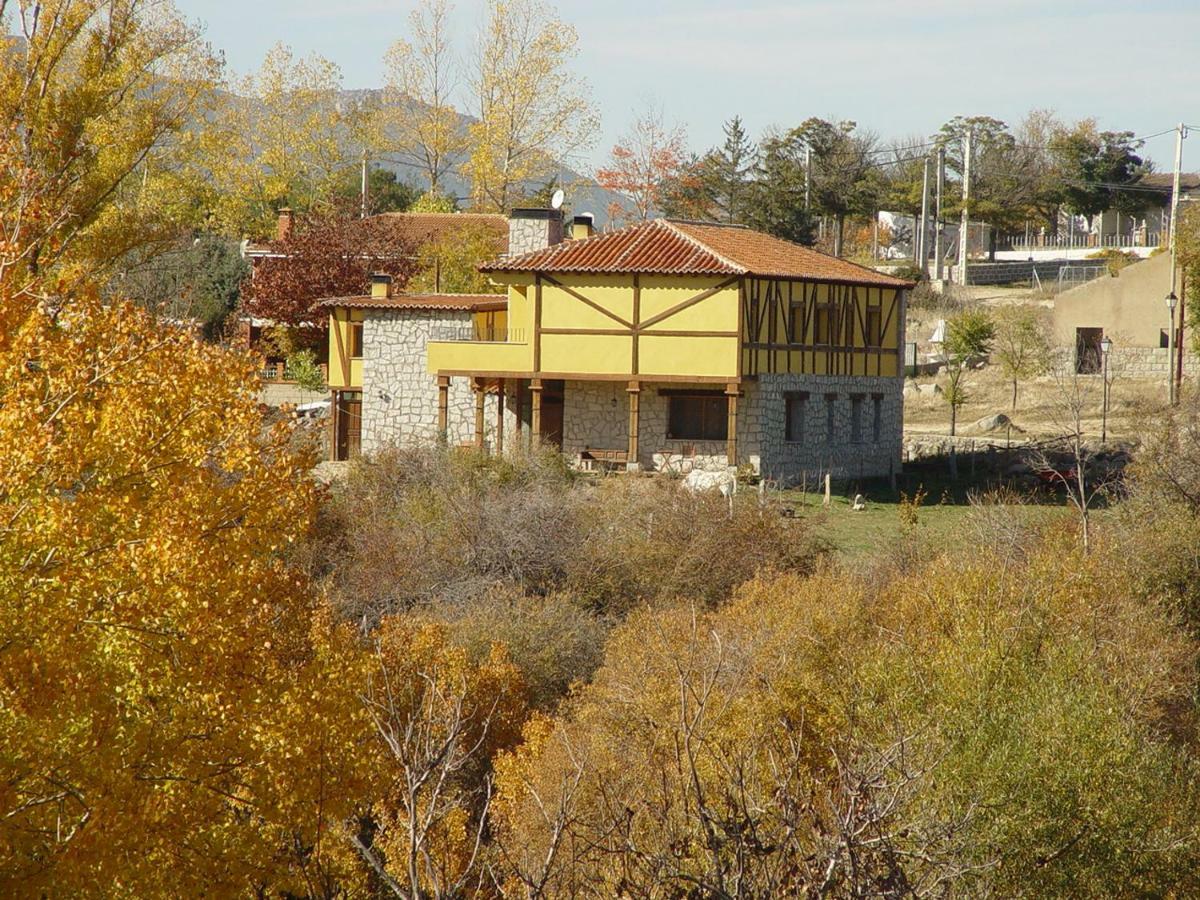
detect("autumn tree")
[212,43,354,236]
[465,0,598,212]
[378,0,467,194]
[243,209,419,326]
[658,153,714,221]
[0,0,222,283]
[0,272,375,892]
[407,220,507,294]
[595,104,688,222]
[992,304,1051,410]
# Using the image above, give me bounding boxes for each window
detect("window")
[667,393,727,441]
[814,305,832,344]
[349,322,364,358]
[866,307,882,348]
[872,394,884,443]
[789,306,805,343]
[785,392,808,443]
[824,393,837,444]
[850,394,864,444]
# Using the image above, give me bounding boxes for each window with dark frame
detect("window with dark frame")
[785,392,808,443]
[872,394,884,442]
[850,394,864,444]
[667,393,728,441]
[790,306,805,343]
[814,305,832,344]
[349,322,364,358]
[825,393,837,444]
[866,306,882,347]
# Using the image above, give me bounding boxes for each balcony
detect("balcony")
[427,329,533,375]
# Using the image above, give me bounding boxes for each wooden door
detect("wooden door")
[335,390,362,460]
[540,379,565,448]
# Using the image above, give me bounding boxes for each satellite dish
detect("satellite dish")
[550,188,565,210]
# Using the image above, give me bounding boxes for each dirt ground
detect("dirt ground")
[904,284,1173,442]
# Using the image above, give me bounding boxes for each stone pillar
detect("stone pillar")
[626,381,640,470]
[530,378,543,445]
[473,379,485,450]
[725,382,740,467]
[495,378,505,454]
[437,376,450,443]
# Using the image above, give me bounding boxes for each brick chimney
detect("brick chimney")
[508,208,564,256]
[276,207,294,242]
[570,213,595,240]
[370,272,393,299]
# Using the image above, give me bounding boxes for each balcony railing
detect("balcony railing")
[430,326,527,343]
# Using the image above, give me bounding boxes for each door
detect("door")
[540,379,565,448]
[335,390,362,460]
[1075,327,1102,374]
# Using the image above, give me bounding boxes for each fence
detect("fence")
[1002,232,1161,252]
[430,326,527,343]
[259,361,330,383]
[946,259,1108,287]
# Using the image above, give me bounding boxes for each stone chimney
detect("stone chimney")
[370,272,393,299]
[570,213,595,240]
[276,207,294,242]
[508,208,564,256]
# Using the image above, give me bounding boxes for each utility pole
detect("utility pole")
[934,146,945,282]
[917,156,930,275]
[804,144,812,211]
[957,127,972,286]
[1168,122,1187,403]
[360,147,369,219]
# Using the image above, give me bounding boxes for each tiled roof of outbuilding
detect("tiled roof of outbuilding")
[315,293,506,312]
[481,219,912,288]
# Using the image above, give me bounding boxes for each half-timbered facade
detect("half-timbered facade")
[418,215,912,480]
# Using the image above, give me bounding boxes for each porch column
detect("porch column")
[473,378,485,450]
[725,382,740,467]
[495,378,505,455]
[530,378,543,446]
[437,376,450,443]
[626,381,640,470]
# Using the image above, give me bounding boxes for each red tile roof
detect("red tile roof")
[481,219,912,288]
[316,293,506,312]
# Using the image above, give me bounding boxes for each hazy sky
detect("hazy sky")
[176,0,1200,175]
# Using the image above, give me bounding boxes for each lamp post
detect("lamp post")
[1100,335,1112,443]
[1167,291,1179,405]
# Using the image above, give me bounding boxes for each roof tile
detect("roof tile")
[481,219,911,288]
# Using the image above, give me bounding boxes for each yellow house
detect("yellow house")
[419,212,912,479]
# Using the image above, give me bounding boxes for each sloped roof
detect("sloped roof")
[315,293,506,312]
[481,218,912,288]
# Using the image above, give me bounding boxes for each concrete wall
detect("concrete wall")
[1052,252,1176,347]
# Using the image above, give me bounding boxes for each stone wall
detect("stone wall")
[361,310,510,451]
[1106,345,1200,378]
[754,374,903,483]
[558,376,902,481]
[506,212,564,257]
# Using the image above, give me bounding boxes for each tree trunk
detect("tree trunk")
[834,214,845,257]
[1012,378,1018,411]
[950,402,957,437]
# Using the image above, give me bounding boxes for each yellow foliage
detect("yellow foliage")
[0,287,368,894]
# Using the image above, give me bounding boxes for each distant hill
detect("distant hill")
[340,89,622,227]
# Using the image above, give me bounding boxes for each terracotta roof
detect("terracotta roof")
[315,293,507,312]
[481,219,911,288]
[1132,173,1200,194]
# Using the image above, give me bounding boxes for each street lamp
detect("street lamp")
[1100,334,1113,443]
[1166,291,1179,405]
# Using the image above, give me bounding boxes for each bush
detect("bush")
[909,279,967,313]
[1087,247,1140,276]
[304,445,824,626]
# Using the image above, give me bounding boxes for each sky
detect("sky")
[175,0,1200,175]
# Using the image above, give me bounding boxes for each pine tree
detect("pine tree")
[703,117,757,223]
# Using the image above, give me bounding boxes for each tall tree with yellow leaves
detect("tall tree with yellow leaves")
[211,43,355,237]
[378,0,466,195]
[0,0,222,282]
[465,0,597,212]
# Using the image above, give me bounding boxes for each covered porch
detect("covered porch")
[435,374,746,472]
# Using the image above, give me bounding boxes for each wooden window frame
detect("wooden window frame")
[666,392,728,442]
[349,322,364,359]
[865,306,883,348]
[785,391,808,444]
